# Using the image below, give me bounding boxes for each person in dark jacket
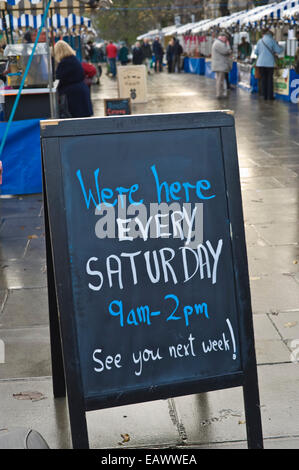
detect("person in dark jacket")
[132,41,144,65]
[54,40,93,118]
[152,36,164,72]
[172,37,183,72]
[119,42,129,65]
[166,38,174,73]
[141,38,152,74]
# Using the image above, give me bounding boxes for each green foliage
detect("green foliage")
[93,0,175,45]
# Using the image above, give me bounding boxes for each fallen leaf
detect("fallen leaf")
[13,391,46,402]
[284,322,297,328]
[238,420,246,425]
[28,234,38,239]
[120,433,130,444]
[269,310,279,316]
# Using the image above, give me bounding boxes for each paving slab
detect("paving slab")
[191,437,299,449]
[0,196,43,219]
[0,327,51,379]
[241,176,284,191]
[0,238,28,262]
[247,245,299,277]
[0,217,43,240]
[244,225,268,247]
[0,260,47,290]
[174,363,299,446]
[254,222,299,246]
[0,290,8,313]
[23,237,46,262]
[0,288,49,329]
[270,311,299,342]
[253,314,281,340]
[243,203,298,225]
[239,167,298,179]
[250,274,299,314]
[254,339,291,364]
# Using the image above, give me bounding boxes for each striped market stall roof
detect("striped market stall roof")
[0,12,91,29]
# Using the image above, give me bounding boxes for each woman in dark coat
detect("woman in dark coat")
[54,40,93,118]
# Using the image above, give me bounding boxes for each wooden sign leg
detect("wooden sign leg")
[68,402,89,449]
[243,368,264,449]
[43,185,66,399]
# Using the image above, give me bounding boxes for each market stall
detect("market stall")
[2,42,57,120]
[236,0,299,102]
[0,0,96,195]
[180,0,299,100]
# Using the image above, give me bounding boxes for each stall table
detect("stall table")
[0,88,57,121]
[183,57,206,75]
[205,59,238,85]
[274,68,299,103]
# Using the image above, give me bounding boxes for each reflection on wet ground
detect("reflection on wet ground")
[0,68,298,448]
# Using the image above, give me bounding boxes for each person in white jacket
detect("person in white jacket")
[211,31,232,99]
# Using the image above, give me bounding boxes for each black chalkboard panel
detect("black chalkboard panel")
[104,98,131,116]
[40,112,263,449]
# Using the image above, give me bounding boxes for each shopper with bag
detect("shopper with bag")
[254,28,282,101]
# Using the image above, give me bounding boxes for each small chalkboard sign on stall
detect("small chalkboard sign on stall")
[104,98,131,116]
[40,112,263,449]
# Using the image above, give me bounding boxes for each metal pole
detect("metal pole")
[0,0,52,158]
[1,10,9,45]
[6,8,14,45]
[44,0,55,118]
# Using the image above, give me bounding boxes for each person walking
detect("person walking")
[106,40,118,78]
[132,41,144,65]
[172,37,183,73]
[166,39,174,73]
[119,42,129,65]
[254,28,282,100]
[141,38,153,74]
[54,40,93,118]
[211,31,232,99]
[152,36,164,72]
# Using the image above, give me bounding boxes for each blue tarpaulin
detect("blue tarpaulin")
[183,57,205,75]
[0,118,42,195]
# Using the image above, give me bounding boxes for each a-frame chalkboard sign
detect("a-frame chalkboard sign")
[40,111,263,449]
[104,98,131,116]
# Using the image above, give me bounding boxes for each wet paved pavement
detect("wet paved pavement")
[0,67,299,448]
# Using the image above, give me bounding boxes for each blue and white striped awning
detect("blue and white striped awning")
[282,4,299,16]
[240,0,299,25]
[0,13,91,29]
[3,0,63,5]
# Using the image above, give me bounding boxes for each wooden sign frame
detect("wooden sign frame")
[104,98,131,116]
[40,112,263,449]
